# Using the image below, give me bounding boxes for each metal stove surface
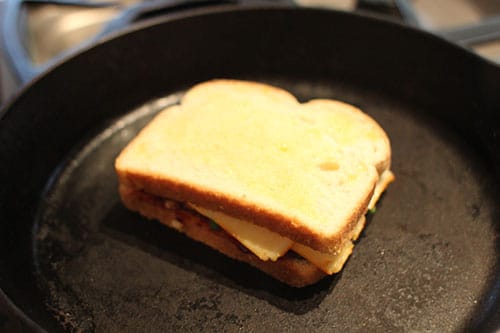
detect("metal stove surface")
[2,0,500,104]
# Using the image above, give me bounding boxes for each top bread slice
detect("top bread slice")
[115,79,392,254]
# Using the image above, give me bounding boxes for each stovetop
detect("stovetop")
[1,0,500,105]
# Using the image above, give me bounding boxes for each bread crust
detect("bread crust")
[118,170,375,254]
[119,185,327,287]
[115,79,394,257]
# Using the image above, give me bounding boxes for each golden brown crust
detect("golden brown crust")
[119,185,326,287]
[118,170,375,254]
[115,79,395,256]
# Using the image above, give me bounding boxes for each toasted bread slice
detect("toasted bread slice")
[118,166,392,287]
[119,185,327,287]
[116,80,392,255]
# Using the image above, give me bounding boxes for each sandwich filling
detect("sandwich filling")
[185,169,393,275]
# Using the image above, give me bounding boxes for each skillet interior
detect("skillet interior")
[0,6,498,332]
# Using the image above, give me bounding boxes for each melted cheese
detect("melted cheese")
[189,171,391,272]
[190,204,356,273]
[368,169,395,209]
[292,242,354,274]
[191,205,293,261]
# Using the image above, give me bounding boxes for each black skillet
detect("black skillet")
[0,5,499,332]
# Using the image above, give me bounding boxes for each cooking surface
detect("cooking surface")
[33,80,498,331]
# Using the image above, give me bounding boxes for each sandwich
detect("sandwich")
[115,79,394,287]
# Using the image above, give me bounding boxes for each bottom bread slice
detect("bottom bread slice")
[119,185,327,287]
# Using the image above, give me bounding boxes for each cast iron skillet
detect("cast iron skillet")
[0,5,499,332]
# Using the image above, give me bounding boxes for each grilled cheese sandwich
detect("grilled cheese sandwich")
[115,79,394,287]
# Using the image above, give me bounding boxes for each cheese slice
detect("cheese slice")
[291,242,354,275]
[191,204,359,273]
[368,169,395,210]
[191,205,294,261]
[190,169,392,272]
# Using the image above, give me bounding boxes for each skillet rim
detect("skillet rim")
[1,3,500,118]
